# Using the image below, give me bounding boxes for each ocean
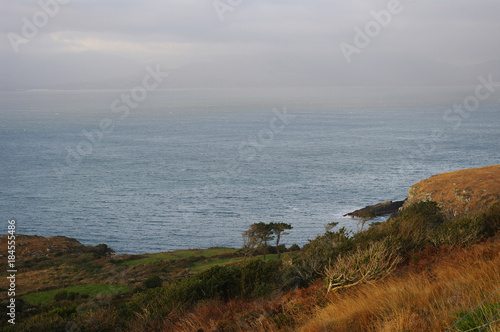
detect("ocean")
[1,87,499,254]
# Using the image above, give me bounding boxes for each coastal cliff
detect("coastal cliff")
[402,165,500,218]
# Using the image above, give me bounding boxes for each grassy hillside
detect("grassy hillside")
[1,201,499,331]
[404,164,500,218]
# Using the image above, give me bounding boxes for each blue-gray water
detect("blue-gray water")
[1,87,499,254]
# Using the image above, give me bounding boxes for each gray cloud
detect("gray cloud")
[1,0,500,89]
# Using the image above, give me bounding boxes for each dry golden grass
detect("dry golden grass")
[8,234,498,331]
[405,164,500,218]
[128,239,500,332]
[300,240,500,332]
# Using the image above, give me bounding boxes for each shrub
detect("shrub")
[402,201,444,223]
[5,313,67,332]
[302,226,353,272]
[129,259,283,320]
[429,215,485,247]
[236,259,282,297]
[292,201,450,289]
[67,292,78,301]
[281,257,318,289]
[168,267,233,304]
[49,304,77,318]
[255,244,276,255]
[52,291,80,303]
[76,306,119,332]
[54,291,68,302]
[427,203,500,247]
[143,275,162,289]
[323,241,401,293]
[381,201,445,254]
[87,243,115,258]
[482,203,500,236]
[287,227,355,288]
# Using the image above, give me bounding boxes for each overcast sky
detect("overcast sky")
[1,0,500,89]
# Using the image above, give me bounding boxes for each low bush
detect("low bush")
[130,259,283,320]
[429,215,485,246]
[295,201,498,293]
[86,243,116,258]
[323,241,402,293]
[482,202,500,236]
[143,275,162,289]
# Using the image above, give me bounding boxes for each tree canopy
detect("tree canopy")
[242,222,292,259]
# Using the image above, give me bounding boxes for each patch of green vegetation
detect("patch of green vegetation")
[117,253,178,267]
[189,253,283,271]
[22,283,129,305]
[190,256,245,271]
[452,302,500,331]
[143,275,163,289]
[118,247,237,267]
[130,259,284,318]
[192,247,238,257]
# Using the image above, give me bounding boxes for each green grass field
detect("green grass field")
[22,284,129,305]
[118,247,238,267]
[190,253,285,269]
[20,248,288,306]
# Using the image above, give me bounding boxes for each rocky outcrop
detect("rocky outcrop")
[0,234,114,259]
[402,165,500,218]
[344,200,406,218]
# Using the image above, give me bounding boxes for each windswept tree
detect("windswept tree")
[254,222,274,260]
[242,223,261,260]
[242,222,293,260]
[270,222,293,258]
[242,222,275,260]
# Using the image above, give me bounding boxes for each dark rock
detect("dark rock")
[344,199,406,219]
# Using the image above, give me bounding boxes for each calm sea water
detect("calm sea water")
[1,87,499,254]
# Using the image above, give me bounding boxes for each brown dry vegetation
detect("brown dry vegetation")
[300,238,500,332]
[136,237,500,332]
[0,235,114,295]
[0,234,86,259]
[404,164,500,218]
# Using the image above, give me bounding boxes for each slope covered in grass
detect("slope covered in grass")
[22,284,129,305]
[404,164,500,218]
[300,239,500,331]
